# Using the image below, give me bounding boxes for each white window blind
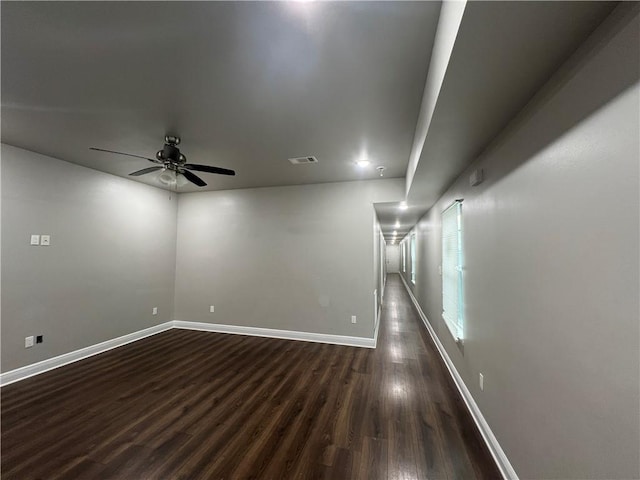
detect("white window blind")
[410,233,416,284]
[442,201,464,341]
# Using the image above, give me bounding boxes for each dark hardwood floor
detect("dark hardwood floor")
[1,274,501,479]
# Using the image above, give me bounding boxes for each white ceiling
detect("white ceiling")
[375,202,423,245]
[376,1,615,243]
[1,1,441,191]
[1,1,618,243]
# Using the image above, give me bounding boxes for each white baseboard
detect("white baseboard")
[374,274,388,348]
[374,306,381,348]
[398,274,519,480]
[0,322,174,387]
[173,320,376,349]
[1,320,376,387]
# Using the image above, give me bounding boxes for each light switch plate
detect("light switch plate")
[30,234,40,246]
[25,336,34,348]
[41,235,51,246]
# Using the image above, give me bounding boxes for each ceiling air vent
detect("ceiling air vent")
[288,156,318,165]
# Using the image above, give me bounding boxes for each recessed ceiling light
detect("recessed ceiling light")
[393,230,397,235]
[399,202,408,210]
[355,152,371,168]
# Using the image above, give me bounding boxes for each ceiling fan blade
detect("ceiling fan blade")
[181,169,207,187]
[183,163,236,176]
[90,147,161,164]
[129,166,163,176]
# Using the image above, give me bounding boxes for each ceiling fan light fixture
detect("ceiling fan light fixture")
[158,169,189,188]
[159,169,177,186]
[176,172,189,188]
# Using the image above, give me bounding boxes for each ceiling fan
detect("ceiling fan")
[89,135,235,187]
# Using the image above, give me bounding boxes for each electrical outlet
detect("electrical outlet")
[479,373,484,391]
[152,307,158,315]
[25,336,34,348]
[41,235,51,246]
[209,305,215,313]
[30,234,40,246]
[36,335,44,344]
[351,315,357,324]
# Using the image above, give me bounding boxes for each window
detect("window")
[401,242,406,272]
[442,200,464,341]
[410,233,416,284]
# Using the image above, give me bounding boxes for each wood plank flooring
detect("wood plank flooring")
[1,274,501,479]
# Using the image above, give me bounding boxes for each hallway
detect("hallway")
[368,274,499,479]
[1,274,500,479]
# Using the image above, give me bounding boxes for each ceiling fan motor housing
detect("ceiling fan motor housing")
[157,143,186,163]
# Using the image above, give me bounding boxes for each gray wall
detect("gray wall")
[174,179,402,339]
[1,145,178,372]
[400,4,639,478]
